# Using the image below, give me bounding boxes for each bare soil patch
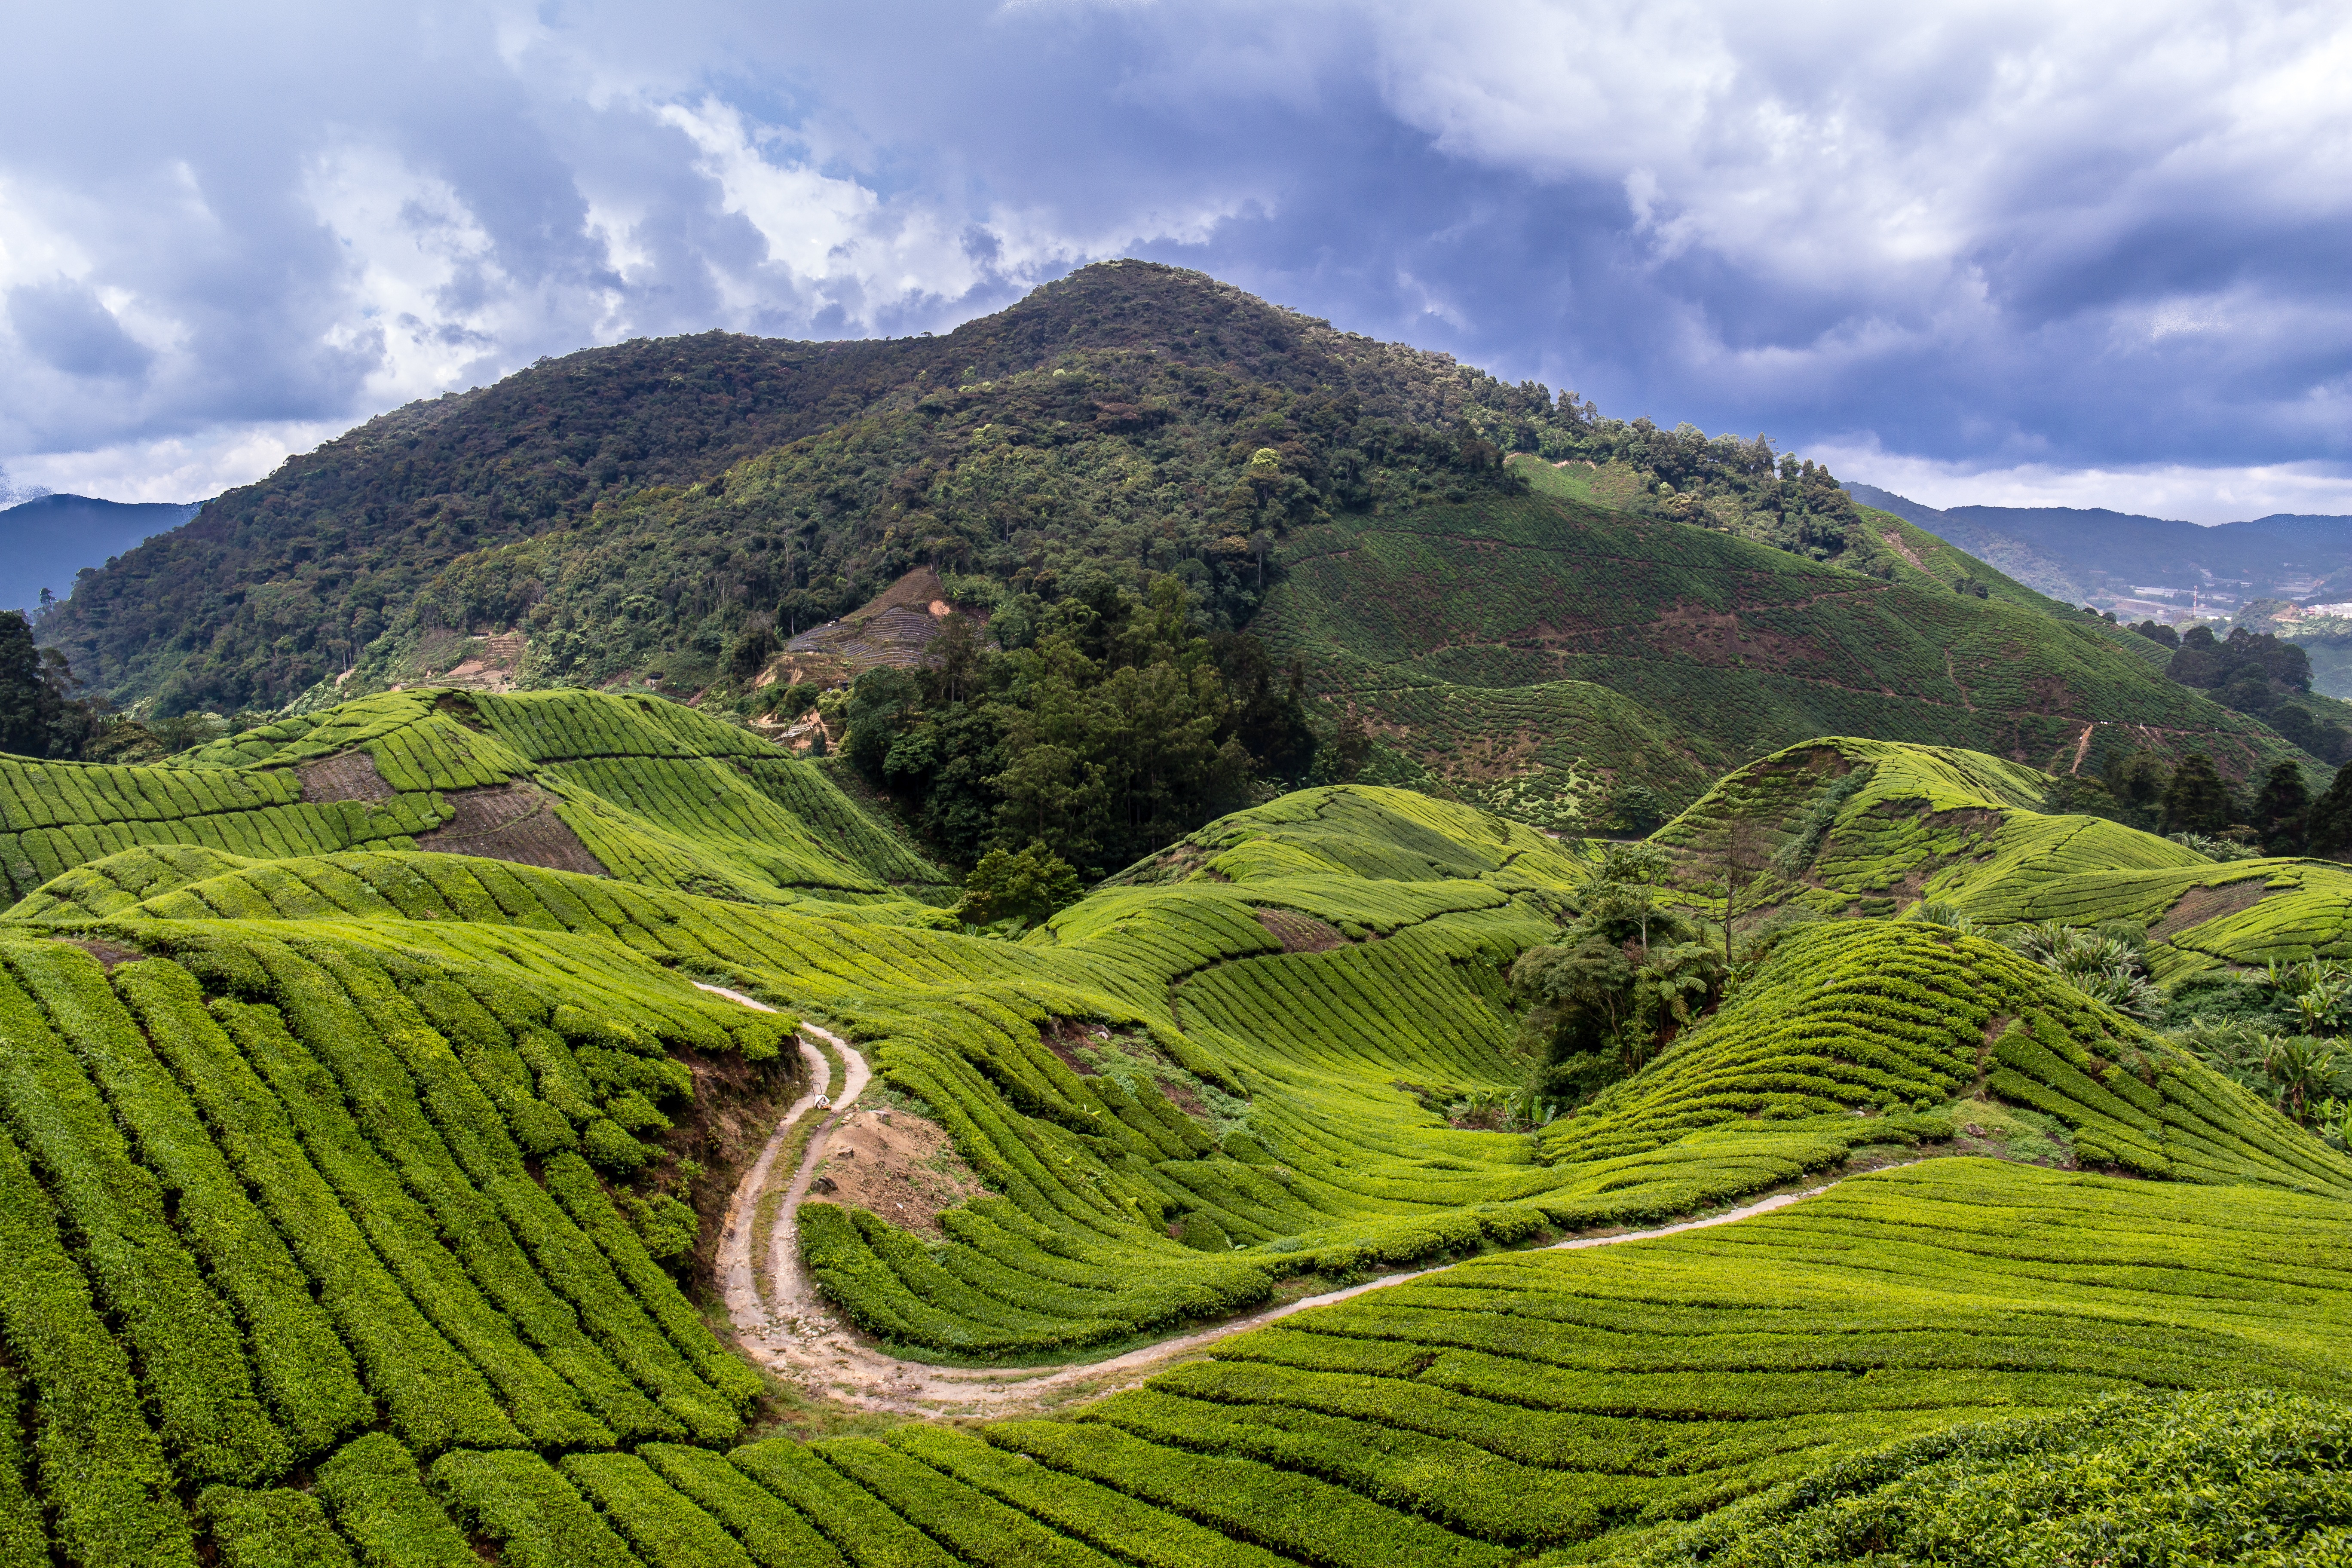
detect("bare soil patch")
[415,782,607,876]
[2152,878,2269,940]
[298,750,396,804]
[1255,908,1345,953]
[1648,602,1817,671]
[807,1104,984,1239]
[1878,529,1927,569]
[1040,1018,1104,1075]
[57,937,144,971]
[662,1044,801,1284]
[439,632,527,692]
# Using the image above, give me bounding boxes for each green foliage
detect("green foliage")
[1256,478,2324,828]
[0,686,954,906]
[1511,845,1727,1106]
[2003,920,2162,1020]
[979,1162,2352,1561]
[2253,759,2312,853]
[45,263,1554,716]
[2162,751,2239,835]
[1633,1390,2352,1568]
[842,579,1292,872]
[959,842,1084,929]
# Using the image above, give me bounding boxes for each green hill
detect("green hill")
[1654,735,2352,975]
[1253,460,2326,827]
[0,686,952,910]
[0,690,2348,1562]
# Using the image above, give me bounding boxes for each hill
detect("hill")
[1655,734,2352,977]
[0,689,2350,1561]
[1250,459,2328,827]
[37,263,1552,716]
[0,494,201,617]
[0,686,952,910]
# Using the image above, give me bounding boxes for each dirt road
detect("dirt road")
[697,983,1886,1419]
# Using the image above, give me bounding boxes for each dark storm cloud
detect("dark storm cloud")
[0,0,2344,517]
[7,281,155,379]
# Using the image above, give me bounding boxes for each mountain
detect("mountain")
[0,690,2347,1562]
[35,264,2337,848]
[38,263,1543,715]
[1847,481,2352,621]
[0,493,201,617]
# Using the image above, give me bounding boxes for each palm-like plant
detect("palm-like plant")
[2261,1035,2341,1119]
[2006,923,2162,1020]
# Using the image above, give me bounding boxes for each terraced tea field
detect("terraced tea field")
[1255,465,2323,819]
[1,687,953,909]
[0,689,2347,1564]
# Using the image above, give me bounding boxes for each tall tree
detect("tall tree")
[2306,767,2352,861]
[2161,753,2236,836]
[2251,760,2311,855]
[0,611,54,756]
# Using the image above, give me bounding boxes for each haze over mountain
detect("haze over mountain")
[1847,483,2352,622]
[0,493,202,618]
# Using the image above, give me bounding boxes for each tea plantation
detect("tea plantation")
[0,689,2347,1564]
[1254,459,2321,822]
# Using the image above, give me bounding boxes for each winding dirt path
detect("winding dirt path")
[696,982,1885,1419]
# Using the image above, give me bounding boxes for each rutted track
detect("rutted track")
[699,983,1909,1419]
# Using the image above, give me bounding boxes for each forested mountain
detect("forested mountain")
[38,264,1552,715]
[30,263,2340,872]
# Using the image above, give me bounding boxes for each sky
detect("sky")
[0,0,2347,523]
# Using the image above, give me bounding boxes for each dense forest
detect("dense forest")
[2130,621,2352,762]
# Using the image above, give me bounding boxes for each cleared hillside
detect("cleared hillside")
[1253,465,2324,824]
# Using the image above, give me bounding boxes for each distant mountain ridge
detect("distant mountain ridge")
[0,493,203,618]
[1847,482,2352,619]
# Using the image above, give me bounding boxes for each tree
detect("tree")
[1718,817,1771,965]
[726,615,778,686]
[2161,752,2237,837]
[0,611,55,756]
[2101,748,2171,829]
[1613,784,1663,835]
[1510,852,1727,1109]
[921,612,982,705]
[1312,707,1371,784]
[958,842,1084,928]
[2307,767,2352,861]
[1595,842,1672,957]
[2251,760,2311,855]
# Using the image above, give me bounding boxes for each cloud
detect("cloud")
[1810,437,2352,524]
[0,0,2343,512]
[7,279,156,379]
